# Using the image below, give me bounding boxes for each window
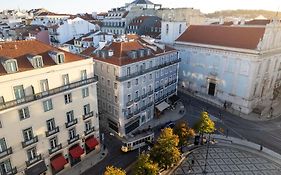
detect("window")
[57,54,65,63]
[66,111,74,122]
[166,24,169,34]
[83,104,90,115]
[81,70,87,80]
[64,93,72,104]
[149,74,152,79]
[135,78,139,85]
[0,159,13,174]
[5,60,18,73]
[23,128,34,141]
[13,85,25,100]
[46,118,56,131]
[49,137,58,149]
[68,128,76,139]
[43,99,53,112]
[27,147,37,161]
[127,67,131,76]
[107,80,111,86]
[179,24,182,34]
[127,81,131,88]
[19,107,30,120]
[82,87,89,98]
[114,82,117,89]
[128,94,131,102]
[114,96,118,103]
[62,74,69,85]
[0,138,7,152]
[135,91,139,98]
[85,121,92,131]
[33,56,44,68]
[40,79,49,92]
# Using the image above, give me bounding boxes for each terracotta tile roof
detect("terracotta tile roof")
[0,40,85,76]
[83,37,177,66]
[176,25,265,50]
[37,12,71,17]
[82,37,93,42]
[80,47,97,55]
[126,34,140,40]
[245,19,272,25]
[122,11,129,18]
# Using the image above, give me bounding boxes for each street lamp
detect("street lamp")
[202,134,211,174]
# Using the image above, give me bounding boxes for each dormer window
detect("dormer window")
[48,51,65,64]
[1,58,18,73]
[57,54,65,64]
[28,55,43,68]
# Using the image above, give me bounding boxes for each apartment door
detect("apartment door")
[208,82,216,96]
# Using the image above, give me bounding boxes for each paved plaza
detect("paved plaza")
[173,145,281,175]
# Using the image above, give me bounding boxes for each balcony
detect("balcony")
[126,100,134,107]
[146,102,154,108]
[22,136,38,148]
[116,58,181,82]
[155,86,163,92]
[68,134,80,145]
[0,77,98,111]
[141,93,147,99]
[0,147,13,159]
[126,113,134,119]
[6,167,17,175]
[49,144,62,155]
[65,118,78,128]
[134,109,141,115]
[83,111,94,120]
[134,96,141,102]
[26,154,42,167]
[140,105,147,111]
[147,90,153,96]
[165,80,177,87]
[45,126,60,137]
[84,128,95,136]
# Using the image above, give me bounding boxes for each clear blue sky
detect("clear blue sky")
[1,0,280,14]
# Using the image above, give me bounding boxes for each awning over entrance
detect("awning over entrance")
[155,101,170,112]
[51,155,68,171]
[86,137,99,150]
[25,161,47,175]
[169,95,180,104]
[69,145,84,159]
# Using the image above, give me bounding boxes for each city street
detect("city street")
[83,91,281,175]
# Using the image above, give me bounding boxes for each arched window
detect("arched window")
[179,24,182,34]
[166,24,169,34]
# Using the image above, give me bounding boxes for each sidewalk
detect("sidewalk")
[136,101,186,131]
[178,87,279,121]
[59,146,108,175]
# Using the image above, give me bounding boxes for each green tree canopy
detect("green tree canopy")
[104,166,126,175]
[194,111,216,134]
[150,128,181,169]
[133,153,159,175]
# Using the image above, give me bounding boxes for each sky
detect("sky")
[0,0,281,14]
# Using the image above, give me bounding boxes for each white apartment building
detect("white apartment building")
[31,12,71,27]
[48,17,98,45]
[0,40,100,175]
[175,21,281,115]
[83,36,179,137]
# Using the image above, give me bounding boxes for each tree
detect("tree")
[150,128,181,169]
[173,121,195,151]
[194,111,215,134]
[133,153,159,175]
[104,166,126,175]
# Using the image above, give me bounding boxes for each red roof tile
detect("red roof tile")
[176,25,265,50]
[83,37,177,66]
[0,40,85,76]
[245,19,272,26]
[80,47,97,55]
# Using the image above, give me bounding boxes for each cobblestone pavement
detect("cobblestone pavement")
[173,146,281,175]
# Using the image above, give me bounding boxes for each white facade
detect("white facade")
[49,17,97,45]
[31,14,70,27]
[175,22,281,115]
[0,41,100,175]
[90,37,179,137]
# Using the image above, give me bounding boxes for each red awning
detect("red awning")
[69,145,84,159]
[51,155,67,171]
[86,137,99,150]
